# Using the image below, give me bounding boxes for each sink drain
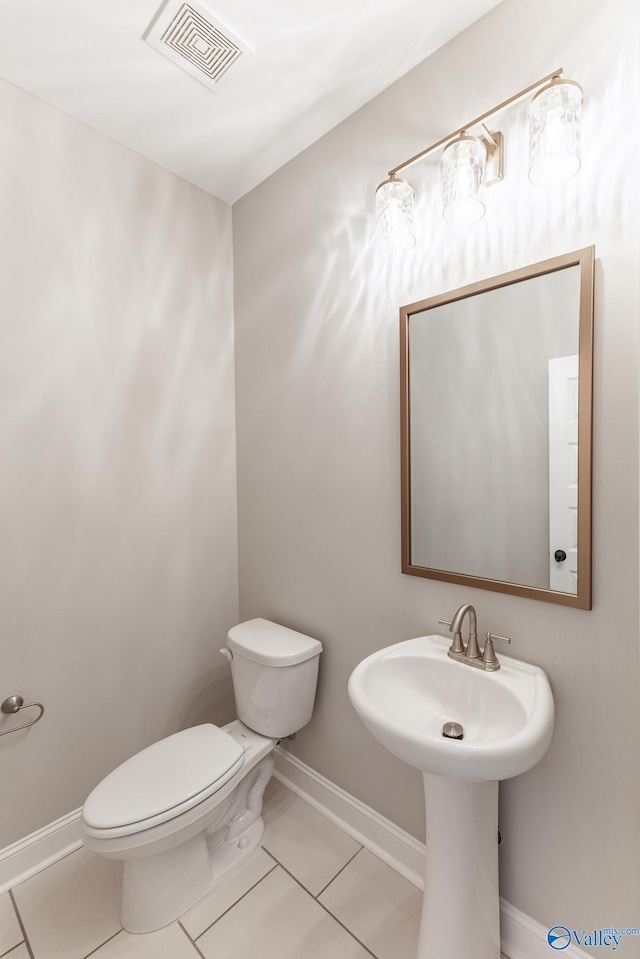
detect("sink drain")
[442,721,464,740]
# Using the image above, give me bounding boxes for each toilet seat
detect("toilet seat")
[82,725,244,838]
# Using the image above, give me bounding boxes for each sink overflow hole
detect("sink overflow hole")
[442,721,464,740]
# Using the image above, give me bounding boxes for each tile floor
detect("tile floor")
[1,780,424,959]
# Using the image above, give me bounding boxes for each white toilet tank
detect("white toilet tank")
[224,619,322,738]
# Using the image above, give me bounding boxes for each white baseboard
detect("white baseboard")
[0,808,82,894]
[273,746,589,959]
[272,746,426,889]
[0,751,591,959]
[500,899,591,959]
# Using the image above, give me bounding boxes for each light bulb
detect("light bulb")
[375,175,416,253]
[529,78,583,187]
[442,133,487,225]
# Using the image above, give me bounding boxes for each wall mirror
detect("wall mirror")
[400,247,594,608]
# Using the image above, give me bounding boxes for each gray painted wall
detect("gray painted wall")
[0,80,238,847]
[233,0,640,944]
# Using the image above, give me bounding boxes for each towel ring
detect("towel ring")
[0,695,45,737]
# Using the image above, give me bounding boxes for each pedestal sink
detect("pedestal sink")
[348,633,554,959]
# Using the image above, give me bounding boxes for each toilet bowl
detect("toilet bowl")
[81,619,322,933]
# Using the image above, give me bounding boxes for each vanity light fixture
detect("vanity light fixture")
[376,69,583,250]
[375,174,417,253]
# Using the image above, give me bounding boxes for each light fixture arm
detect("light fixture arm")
[480,125,498,150]
[387,68,564,178]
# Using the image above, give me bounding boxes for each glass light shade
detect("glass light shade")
[376,175,416,253]
[529,78,583,187]
[442,134,486,225]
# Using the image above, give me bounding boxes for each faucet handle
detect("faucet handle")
[438,618,452,629]
[482,631,511,671]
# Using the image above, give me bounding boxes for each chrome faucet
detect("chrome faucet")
[439,604,511,671]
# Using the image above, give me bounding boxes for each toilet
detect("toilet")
[81,618,322,934]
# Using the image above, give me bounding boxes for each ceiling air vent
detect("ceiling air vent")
[143,0,252,92]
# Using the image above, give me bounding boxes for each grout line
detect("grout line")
[81,929,124,959]
[1,946,29,959]
[190,858,279,942]
[9,844,122,959]
[314,845,363,899]
[314,897,379,959]
[7,891,34,959]
[0,945,24,959]
[176,922,207,959]
[0,944,24,959]
[262,853,379,959]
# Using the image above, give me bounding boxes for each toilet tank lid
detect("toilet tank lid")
[227,618,322,666]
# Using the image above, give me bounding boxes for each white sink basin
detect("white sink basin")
[348,633,554,781]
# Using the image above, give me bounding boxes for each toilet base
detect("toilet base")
[121,753,273,934]
[121,816,265,934]
[122,829,213,934]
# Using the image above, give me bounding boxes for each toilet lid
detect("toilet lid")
[228,618,322,666]
[82,725,244,830]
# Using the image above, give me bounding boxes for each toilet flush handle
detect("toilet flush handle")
[220,648,233,662]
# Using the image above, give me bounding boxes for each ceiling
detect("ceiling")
[0,0,505,204]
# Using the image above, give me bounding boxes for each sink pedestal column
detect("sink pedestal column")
[418,774,500,959]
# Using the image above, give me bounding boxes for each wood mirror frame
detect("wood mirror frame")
[400,247,594,608]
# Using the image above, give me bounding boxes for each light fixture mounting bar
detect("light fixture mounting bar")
[388,68,563,178]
